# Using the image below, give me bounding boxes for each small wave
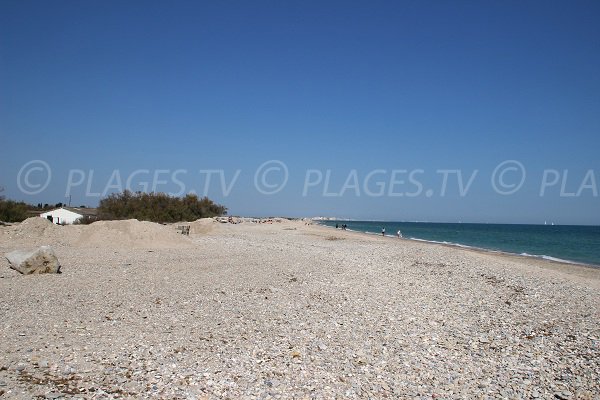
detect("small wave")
[519,252,581,265]
[453,243,473,249]
[542,255,580,264]
[410,239,588,266]
[408,237,472,248]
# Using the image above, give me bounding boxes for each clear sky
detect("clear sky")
[1,1,599,224]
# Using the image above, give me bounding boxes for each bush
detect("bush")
[73,215,98,225]
[0,199,29,222]
[98,191,227,223]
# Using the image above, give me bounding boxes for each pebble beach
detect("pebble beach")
[0,217,599,399]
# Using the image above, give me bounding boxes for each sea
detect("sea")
[318,220,600,267]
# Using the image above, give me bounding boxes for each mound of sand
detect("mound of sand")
[188,218,218,234]
[17,216,59,233]
[3,217,68,245]
[0,218,195,249]
[76,219,193,249]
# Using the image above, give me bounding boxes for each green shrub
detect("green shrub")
[98,191,227,223]
[0,199,29,222]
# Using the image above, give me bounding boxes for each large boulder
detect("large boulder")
[5,246,61,275]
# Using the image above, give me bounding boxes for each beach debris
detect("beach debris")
[177,225,190,235]
[5,246,61,274]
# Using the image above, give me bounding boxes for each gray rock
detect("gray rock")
[554,391,573,399]
[5,246,61,275]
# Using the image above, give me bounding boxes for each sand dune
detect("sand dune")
[2,217,193,249]
[75,219,193,249]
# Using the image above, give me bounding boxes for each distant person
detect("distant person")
[336,223,339,229]
[397,230,402,238]
[382,227,385,236]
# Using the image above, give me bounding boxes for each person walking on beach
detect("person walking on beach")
[382,227,385,236]
[397,230,402,238]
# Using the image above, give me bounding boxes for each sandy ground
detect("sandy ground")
[0,218,598,399]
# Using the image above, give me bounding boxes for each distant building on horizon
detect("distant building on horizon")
[311,216,353,221]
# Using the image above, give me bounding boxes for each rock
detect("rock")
[63,365,76,375]
[554,391,573,399]
[5,246,61,275]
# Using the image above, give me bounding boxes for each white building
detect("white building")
[40,207,97,225]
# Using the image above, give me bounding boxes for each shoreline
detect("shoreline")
[314,221,600,270]
[312,221,600,286]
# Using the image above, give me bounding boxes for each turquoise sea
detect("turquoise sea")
[319,221,600,267]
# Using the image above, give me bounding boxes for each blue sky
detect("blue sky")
[1,1,599,224]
